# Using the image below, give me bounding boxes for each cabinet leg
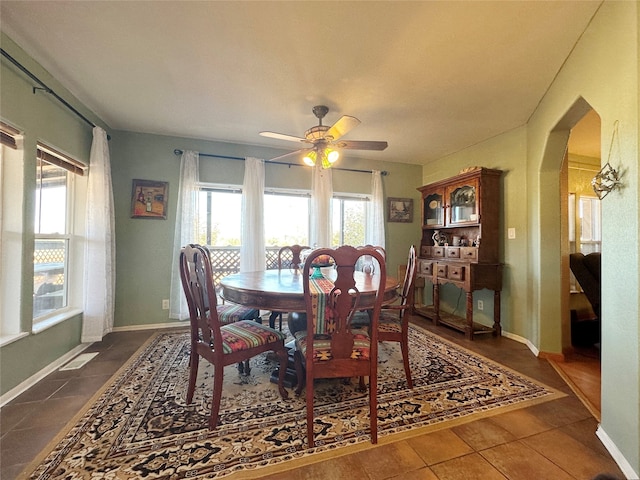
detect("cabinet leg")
[433,284,440,326]
[493,290,502,336]
[465,291,474,340]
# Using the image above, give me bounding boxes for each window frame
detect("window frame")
[32,144,85,330]
[331,192,370,247]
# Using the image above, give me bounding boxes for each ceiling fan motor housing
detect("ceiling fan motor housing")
[312,105,329,121]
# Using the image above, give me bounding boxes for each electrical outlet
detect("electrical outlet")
[477,300,484,311]
[508,227,516,239]
[162,299,169,310]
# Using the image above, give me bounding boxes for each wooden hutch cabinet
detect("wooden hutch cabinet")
[416,167,503,339]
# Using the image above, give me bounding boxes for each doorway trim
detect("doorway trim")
[537,97,595,355]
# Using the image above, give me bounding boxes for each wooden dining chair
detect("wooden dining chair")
[293,245,386,446]
[378,245,417,388]
[179,244,289,430]
[358,244,386,274]
[268,244,311,330]
[351,245,416,388]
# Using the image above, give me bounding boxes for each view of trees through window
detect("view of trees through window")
[197,187,367,248]
[332,197,366,246]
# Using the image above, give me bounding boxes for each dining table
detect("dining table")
[219,268,399,333]
[219,268,399,388]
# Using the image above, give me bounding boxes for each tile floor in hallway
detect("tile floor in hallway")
[0,317,626,480]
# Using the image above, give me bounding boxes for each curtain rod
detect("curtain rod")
[1,48,109,138]
[173,149,388,176]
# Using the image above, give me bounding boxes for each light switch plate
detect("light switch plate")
[508,228,516,239]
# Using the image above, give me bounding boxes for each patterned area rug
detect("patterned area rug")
[24,324,563,479]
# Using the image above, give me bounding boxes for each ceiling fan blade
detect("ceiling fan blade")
[326,115,361,141]
[260,131,308,143]
[336,140,388,151]
[266,148,310,163]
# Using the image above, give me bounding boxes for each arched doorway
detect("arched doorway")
[539,97,602,417]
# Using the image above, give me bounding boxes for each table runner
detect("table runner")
[308,276,335,334]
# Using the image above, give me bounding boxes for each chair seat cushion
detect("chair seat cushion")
[216,304,260,324]
[220,320,286,354]
[293,328,371,361]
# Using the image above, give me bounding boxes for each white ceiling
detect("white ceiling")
[1,1,602,165]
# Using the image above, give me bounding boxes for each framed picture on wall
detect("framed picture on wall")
[131,179,169,219]
[387,197,413,223]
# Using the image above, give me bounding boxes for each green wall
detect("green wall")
[418,127,528,335]
[0,34,103,397]
[419,2,639,474]
[110,130,423,328]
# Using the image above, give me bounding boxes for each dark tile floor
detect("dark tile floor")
[0,318,625,480]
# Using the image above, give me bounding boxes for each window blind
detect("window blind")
[37,143,87,176]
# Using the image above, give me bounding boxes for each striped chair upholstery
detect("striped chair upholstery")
[216,304,260,325]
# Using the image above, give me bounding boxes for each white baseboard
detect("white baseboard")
[500,329,541,356]
[1,322,187,407]
[112,320,188,332]
[0,343,91,407]
[596,425,638,479]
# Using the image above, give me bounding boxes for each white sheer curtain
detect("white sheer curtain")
[240,157,265,272]
[169,150,199,320]
[82,127,115,342]
[366,170,385,249]
[310,163,333,247]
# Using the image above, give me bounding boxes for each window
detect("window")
[332,195,368,247]
[264,191,309,247]
[569,193,601,255]
[578,196,601,254]
[33,144,85,322]
[197,187,242,246]
[568,192,601,292]
[197,185,369,248]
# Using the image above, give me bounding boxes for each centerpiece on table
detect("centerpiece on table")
[309,253,335,278]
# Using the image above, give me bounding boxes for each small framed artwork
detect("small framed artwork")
[387,197,414,223]
[131,179,169,219]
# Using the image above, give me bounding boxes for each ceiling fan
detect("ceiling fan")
[259,105,388,168]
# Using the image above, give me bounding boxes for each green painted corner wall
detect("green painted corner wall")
[417,2,639,474]
[418,127,528,336]
[0,33,99,397]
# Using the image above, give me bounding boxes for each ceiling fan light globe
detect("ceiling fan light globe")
[303,151,316,166]
[327,149,339,163]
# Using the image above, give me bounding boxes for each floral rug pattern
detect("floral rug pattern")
[26,325,562,479]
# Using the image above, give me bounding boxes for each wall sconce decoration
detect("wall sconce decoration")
[591,120,622,200]
[591,162,621,199]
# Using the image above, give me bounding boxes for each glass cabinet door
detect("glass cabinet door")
[423,191,444,227]
[447,181,478,224]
